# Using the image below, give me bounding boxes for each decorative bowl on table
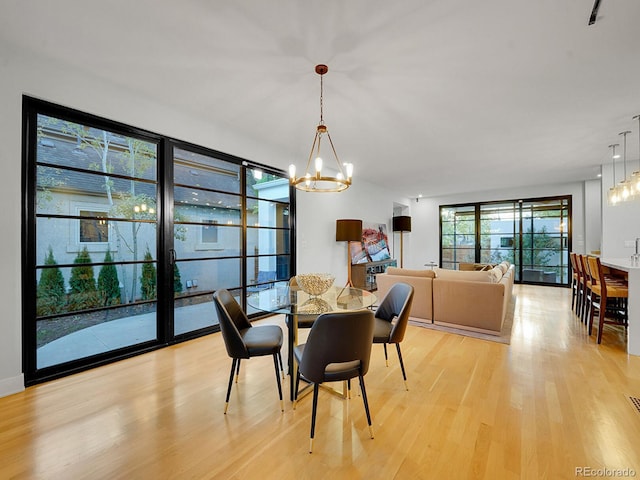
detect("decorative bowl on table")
[295,273,335,296]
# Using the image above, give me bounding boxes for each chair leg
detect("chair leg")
[383,343,388,367]
[597,292,608,344]
[235,359,241,383]
[309,384,319,453]
[272,353,284,412]
[395,343,408,391]
[224,358,238,414]
[277,351,285,380]
[293,367,301,410]
[588,292,596,336]
[358,375,374,439]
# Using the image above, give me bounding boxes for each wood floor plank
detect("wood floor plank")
[1,285,640,479]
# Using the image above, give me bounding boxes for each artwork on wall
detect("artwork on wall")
[350,222,392,264]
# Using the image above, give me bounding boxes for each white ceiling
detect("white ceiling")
[3,0,640,197]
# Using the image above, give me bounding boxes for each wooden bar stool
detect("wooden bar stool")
[569,253,579,313]
[586,256,629,344]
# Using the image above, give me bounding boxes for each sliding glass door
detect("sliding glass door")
[29,111,161,371]
[23,98,293,384]
[440,196,571,285]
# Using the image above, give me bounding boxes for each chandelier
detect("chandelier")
[289,65,353,192]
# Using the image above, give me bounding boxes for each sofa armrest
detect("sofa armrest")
[433,279,505,333]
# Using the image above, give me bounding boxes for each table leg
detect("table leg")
[287,312,299,401]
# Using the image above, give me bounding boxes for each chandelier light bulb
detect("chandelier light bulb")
[315,156,323,173]
[345,163,354,178]
[288,164,296,179]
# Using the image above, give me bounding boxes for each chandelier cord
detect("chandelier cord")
[620,131,631,179]
[611,144,617,185]
[319,73,324,125]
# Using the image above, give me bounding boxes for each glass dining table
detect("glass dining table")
[247,283,377,400]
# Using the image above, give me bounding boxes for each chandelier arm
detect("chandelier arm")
[304,131,320,176]
[325,132,346,176]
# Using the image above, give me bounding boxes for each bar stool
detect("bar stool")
[569,253,579,312]
[586,256,628,344]
[579,254,593,324]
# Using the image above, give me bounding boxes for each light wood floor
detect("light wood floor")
[1,285,640,479]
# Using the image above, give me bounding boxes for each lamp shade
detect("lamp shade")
[336,219,362,242]
[392,216,412,233]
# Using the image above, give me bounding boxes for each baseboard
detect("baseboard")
[0,374,25,398]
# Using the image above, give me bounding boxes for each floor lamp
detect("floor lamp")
[336,219,363,287]
[392,216,411,268]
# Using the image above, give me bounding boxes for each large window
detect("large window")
[440,196,571,285]
[23,97,294,385]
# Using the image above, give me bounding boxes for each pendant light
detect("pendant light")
[631,114,640,197]
[607,143,620,205]
[617,130,632,202]
[289,65,353,192]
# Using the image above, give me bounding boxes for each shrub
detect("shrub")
[173,263,183,296]
[36,246,66,316]
[97,250,121,306]
[68,246,99,310]
[140,248,157,300]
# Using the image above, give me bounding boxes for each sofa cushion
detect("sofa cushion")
[385,267,436,278]
[433,268,493,283]
[488,266,503,283]
[498,262,509,274]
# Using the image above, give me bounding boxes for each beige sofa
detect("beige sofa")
[376,262,515,335]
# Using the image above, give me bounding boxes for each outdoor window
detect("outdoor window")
[201,219,219,244]
[79,210,109,243]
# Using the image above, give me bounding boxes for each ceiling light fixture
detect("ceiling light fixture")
[289,65,353,192]
[607,143,620,205]
[617,130,632,201]
[632,114,640,196]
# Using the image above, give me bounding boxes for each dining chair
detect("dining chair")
[579,254,593,324]
[569,253,579,313]
[373,282,414,390]
[586,256,628,344]
[293,310,375,453]
[213,289,285,414]
[576,254,591,323]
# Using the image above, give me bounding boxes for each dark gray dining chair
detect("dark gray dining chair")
[213,289,285,414]
[373,282,414,390]
[293,309,375,453]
